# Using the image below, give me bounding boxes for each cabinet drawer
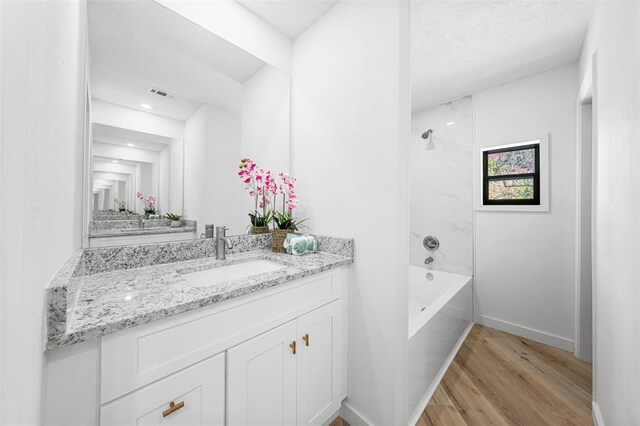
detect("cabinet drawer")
[101,269,342,403]
[100,353,225,426]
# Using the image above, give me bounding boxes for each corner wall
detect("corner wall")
[291,1,410,423]
[0,0,87,423]
[473,64,579,351]
[579,2,640,424]
[184,105,244,235]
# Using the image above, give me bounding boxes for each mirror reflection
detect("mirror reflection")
[86,0,291,248]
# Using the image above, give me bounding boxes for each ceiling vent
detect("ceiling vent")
[148,87,175,100]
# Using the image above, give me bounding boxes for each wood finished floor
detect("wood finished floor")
[419,325,593,426]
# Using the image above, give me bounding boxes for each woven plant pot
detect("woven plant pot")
[272,229,294,253]
[251,226,270,235]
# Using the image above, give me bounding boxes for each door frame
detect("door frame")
[574,53,597,364]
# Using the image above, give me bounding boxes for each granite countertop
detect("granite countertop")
[45,234,354,350]
[89,226,197,238]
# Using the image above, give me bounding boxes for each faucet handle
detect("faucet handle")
[215,225,229,237]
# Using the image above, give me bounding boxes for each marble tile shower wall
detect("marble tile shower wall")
[410,96,473,275]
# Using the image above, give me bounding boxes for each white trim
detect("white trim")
[590,50,599,402]
[321,410,340,426]
[475,134,550,212]
[339,401,375,426]
[477,315,574,352]
[480,139,539,152]
[408,322,474,426]
[592,401,605,426]
[574,67,594,361]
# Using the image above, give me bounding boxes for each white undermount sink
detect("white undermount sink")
[180,260,286,288]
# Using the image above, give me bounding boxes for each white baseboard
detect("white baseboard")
[322,409,340,426]
[340,400,374,426]
[407,321,474,426]
[477,315,574,352]
[593,401,605,426]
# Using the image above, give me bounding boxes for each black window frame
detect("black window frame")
[482,143,540,206]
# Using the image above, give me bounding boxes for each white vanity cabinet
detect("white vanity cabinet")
[100,353,226,426]
[296,302,342,425]
[227,320,298,425]
[227,301,342,426]
[45,267,348,426]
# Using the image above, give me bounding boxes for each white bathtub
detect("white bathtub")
[407,267,473,425]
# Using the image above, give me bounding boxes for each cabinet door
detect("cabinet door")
[227,320,297,426]
[296,301,342,425]
[100,353,225,426]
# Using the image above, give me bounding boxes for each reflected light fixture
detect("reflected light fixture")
[446,121,454,126]
[127,143,135,147]
[140,103,152,109]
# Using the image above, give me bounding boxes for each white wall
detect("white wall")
[184,105,244,235]
[93,141,160,164]
[291,1,410,424]
[474,64,578,351]
[92,99,185,139]
[155,0,292,74]
[241,64,291,174]
[159,145,170,214]
[0,0,87,423]
[579,2,640,424]
[410,96,473,275]
[169,139,184,214]
[184,107,205,230]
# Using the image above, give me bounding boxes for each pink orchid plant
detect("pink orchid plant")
[136,192,157,214]
[272,172,307,231]
[238,158,273,227]
[114,198,126,212]
[238,158,307,231]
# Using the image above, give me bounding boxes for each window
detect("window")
[482,142,540,205]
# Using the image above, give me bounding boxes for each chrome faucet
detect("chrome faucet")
[215,226,234,260]
[424,256,434,265]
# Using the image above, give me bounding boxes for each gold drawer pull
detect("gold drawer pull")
[162,401,185,418]
[302,333,310,347]
[290,340,297,355]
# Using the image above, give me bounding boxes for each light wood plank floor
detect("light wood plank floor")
[330,417,349,426]
[419,325,592,426]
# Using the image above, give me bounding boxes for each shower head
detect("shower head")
[421,129,433,139]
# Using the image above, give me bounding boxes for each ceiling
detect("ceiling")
[93,123,173,152]
[411,0,594,111]
[88,0,266,120]
[236,0,339,39]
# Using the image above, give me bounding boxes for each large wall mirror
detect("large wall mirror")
[84,0,291,248]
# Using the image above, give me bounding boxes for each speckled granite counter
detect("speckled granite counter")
[89,226,197,238]
[45,234,353,350]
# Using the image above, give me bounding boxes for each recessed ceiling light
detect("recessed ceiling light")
[127,143,135,147]
[446,121,455,126]
[140,103,152,109]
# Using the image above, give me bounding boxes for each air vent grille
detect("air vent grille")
[148,87,174,99]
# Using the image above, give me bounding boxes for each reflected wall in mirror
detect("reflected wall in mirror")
[91,124,184,216]
[85,0,291,247]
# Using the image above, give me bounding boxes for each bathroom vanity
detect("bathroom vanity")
[44,235,353,425]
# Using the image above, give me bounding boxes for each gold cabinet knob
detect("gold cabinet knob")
[290,340,297,354]
[302,333,310,347]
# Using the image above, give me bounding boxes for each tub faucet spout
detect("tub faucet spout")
[424,256,434,265]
